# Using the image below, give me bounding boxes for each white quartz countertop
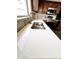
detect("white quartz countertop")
[17,20,61,59]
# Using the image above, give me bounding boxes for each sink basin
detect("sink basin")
[31,22,45,29]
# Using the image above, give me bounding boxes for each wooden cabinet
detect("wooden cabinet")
[38,1,61,14]
[31,0,61,14]
[47,2,58,8]
[43,3,48,13]
[56,3,61,14]
[32,0,39,12]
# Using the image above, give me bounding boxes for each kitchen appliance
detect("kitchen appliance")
[47,8,56,15]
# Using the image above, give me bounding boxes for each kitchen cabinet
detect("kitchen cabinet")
[45,22,56,30]
[38,1,61,14]
[31,0,61,14]
[32,0,39,12]
[46,0,61,2]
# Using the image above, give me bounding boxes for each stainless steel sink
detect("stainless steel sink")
[31,22,45,29]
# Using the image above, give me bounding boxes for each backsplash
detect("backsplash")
[17,17,32,32]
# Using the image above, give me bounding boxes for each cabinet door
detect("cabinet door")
[43,3,48,13]
[32,0,39,11]
[56,3,61,14]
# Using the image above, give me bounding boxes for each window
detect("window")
[17,0,31,16]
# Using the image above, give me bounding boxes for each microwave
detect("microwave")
[47,8,56,15]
